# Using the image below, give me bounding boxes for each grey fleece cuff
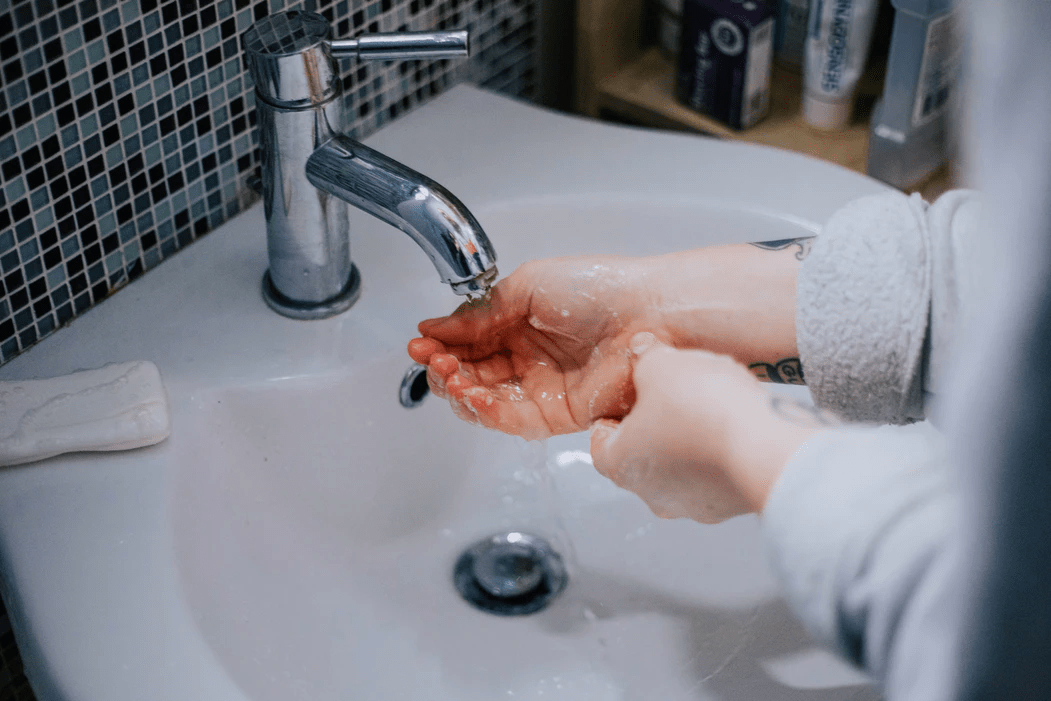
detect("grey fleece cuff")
[797,191,932,424]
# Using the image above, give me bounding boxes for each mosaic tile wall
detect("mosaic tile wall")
[0,0,538,368]
[0,0,538,696]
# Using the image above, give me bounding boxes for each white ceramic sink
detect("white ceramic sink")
[0,86,891,701]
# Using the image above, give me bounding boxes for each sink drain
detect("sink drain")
[454,532,568,616]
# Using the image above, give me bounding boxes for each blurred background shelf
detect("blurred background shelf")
[574,0,956,202]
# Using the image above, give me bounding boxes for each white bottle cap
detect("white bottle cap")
[802,95,852,131]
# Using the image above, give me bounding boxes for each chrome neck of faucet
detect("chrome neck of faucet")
[242,11,493,319]
[306,136,497,296]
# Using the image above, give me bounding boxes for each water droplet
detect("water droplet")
[465,286,493,303]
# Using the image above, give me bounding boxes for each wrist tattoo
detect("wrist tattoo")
[750,237,814,261]
[770,395,840,427]
[750,358,805,385]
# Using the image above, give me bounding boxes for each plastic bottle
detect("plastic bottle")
[867,0,960,189]
[802,0,882,131]
[775,0,810,70]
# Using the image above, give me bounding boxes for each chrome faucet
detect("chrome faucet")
[242,11,498,319]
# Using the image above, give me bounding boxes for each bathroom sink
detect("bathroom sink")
[0,86,891,701]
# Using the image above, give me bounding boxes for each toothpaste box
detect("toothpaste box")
[675,0,775,130]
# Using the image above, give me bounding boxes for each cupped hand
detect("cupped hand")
[407,257,660,439]
[589,343,823,523]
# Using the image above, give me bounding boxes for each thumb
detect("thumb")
[626,332,680,398]
[627,331,661,359]
[589,418,623,481]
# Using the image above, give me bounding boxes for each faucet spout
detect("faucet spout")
[306,135,498,297]
[244,11,493,318]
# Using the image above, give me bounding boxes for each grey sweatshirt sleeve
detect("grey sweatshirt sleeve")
[761,424,958,692]
[797,189,982,424]
[761,189,983,688]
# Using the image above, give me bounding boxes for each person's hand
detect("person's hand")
[408,244,807,440]
[407,257,661,439]
[590,340,828,523]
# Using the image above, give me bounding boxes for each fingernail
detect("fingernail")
[629,332,657,356]
[431,354,460,376]
[407,337,434,361]
[590,418,618,439]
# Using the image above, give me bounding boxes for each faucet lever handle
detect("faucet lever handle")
[329,31,470,61]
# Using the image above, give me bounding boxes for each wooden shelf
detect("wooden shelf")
[593,47,955,200]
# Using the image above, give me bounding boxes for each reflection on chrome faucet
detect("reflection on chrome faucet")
[242,11,497,319]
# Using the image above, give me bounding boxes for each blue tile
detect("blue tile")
[119,114,136,137]
[85,38,105,63]
[63,27,83,52]
[98,212,117,235]
[122,1,140,22]
[0,137,16,160]
[37,313,56,336]
[105,145,123,167]
[70,71,90,95]
[6,178,26,202]
[102,9,120,31]
[61,125,79,148]
[123,133,140,155]
[47,270,66,291]
[34,208,53,229]
[29,188,48,211]
[63,147,82,167]
[7,81,29,106]
[142,11,160,34]
[24,256,43,281]
[20,239,40,261]
[66,48,87,74]
[113,72,131,95]
[23,48,43,72]
[119,221,137,244]
[79,113,98,135]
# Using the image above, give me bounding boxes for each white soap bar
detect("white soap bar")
[0,361,171,467]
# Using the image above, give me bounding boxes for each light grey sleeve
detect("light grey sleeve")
[797,189,983,424]
[761,423,958,691]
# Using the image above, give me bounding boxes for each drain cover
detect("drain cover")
[454,532,568,616]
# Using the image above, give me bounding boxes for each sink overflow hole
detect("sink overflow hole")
[400,363,430,408]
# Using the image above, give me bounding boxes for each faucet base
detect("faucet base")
[261,265,362,320]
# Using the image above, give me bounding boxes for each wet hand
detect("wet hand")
[407,257,660,439]
[589,342,824,524]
